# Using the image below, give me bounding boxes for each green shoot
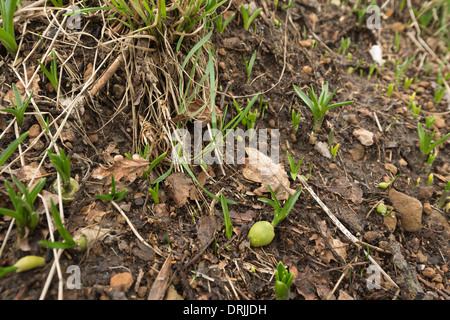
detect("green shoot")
[49,0,64,7]
[0,175,46,238]
[258,186,302,227]
[293,82,353,132]
[395,30,400,52]
[0,131,28,166]
[291,109,301,135]
[38,50,58,92]
[434,86,445,103]
[234,98,258,132]
[243,50,257,84]
[286,151,303,181]
[47,148,72,192]
[404,77,413,89]
[394,56,414,87]
[38,199,86,250]
[426,115,436,128]
[330,144,340,160]
[378,173,400,189]
[274,261,294,300]
[220,193,233,239]
[417,122,450,161]
[387,83,394,97]
[437,181,450,208]
[148,181,160,204]
[1,84,33,127]
[338,37,351,55]
[258,96,270,120]
[95,173,128,202]
[0,0,18,57]
[281,0,296,10]
[411,102,421,119]
[214,12,235,34]
[413,177,420,190]
[427,173,434,186]
[241,4,262,30]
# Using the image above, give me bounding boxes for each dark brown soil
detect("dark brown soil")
[0,0,449,301]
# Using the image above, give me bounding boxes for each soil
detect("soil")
[0,0,449,301]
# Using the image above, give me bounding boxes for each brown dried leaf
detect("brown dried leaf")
[3,69,40,106]
[242,147,295,200]
[14,161,47,190]
[196,215,217,247]
[148,253,172,300]
[327,176,363,204]
[165,172,194,207]
[92,154,149,184]
[329,237,348,262]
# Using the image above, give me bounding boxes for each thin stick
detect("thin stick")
[111,200,164,257]
[298,176,400,291]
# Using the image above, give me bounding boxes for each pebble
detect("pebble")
[28,124,41,139]
[432,274,443,283]
[391,21,405,33]
[389,189,423,232]
[299,39,313,47]
[399,158,408,166]
[422,267,435,279]
[417,252,428,264]
[433,115,445,128]
[138,286,148,298]
[384,163,398,175]
[302,65,312,75]
[290,133,297,142]
[329,163,336,170]
[268,119,276,128]
[110,272,134,292]
[423,203,432,215]
[349,143,365,161]
[418,186,434,201]
[353,128,374,146]
[363,231,382,242]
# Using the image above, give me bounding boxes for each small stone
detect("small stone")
[423,203,432,215]
[110,272,134,292]
[353,128,374,146]
[299,39,312,47]
[28,124,41,139]
[422,267,435,279]
[389,189,422,232]
[138,286,148,298]
[419,81,430,88]
[391,22,405,33]
[348,114,358,125]
[218,62,226,70]
[290,133,297,142]
[399,158,408,166]
[268,119,276,128]
[217,48,226,56]
[432,274,443,283]
[417,252,428,264]
[349,143,365,161]
[433,115,445,129]
[418,186,434,201]
[302,65,312,75]
[363,231,382,242]
[329,163,336,170]
[384,163,398,175]
[164,285,184,300]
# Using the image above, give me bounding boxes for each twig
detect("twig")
[298,176,400,293]
[111,200,164,257]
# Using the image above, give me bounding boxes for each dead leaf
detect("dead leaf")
[148,254,172,300]
[229,210,255,221]
[338,290,354,300]
[327,176,363,204]
[165,172,194,207]
[294,265,317,300]
[196,215,217,247]
[329,237,348,262]
[3,68,40,106]
[82,202,111,224]
[92,154,149,184]
[14,162,47,190]
[242,147,295,200]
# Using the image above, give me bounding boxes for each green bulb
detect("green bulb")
[248,221,275,247]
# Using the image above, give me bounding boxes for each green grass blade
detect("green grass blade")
[0,131,28,166]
